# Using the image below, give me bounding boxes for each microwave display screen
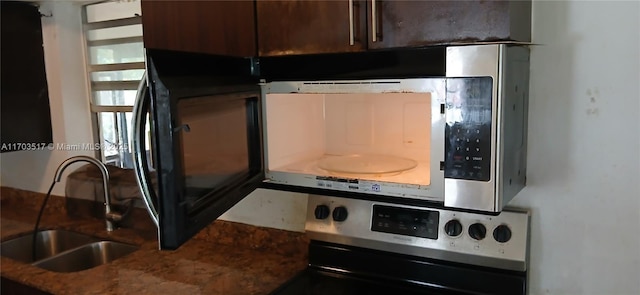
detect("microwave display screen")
[444,77,493,181]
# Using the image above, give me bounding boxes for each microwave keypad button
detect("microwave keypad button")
[444,124,491,181]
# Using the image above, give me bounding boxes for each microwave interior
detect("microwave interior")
[263,86,444,201]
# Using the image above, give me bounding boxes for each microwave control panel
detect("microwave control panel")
[444,77,493,181]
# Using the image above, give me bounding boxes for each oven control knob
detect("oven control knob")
[493,225,512,243]
[444,219,462,237]
[332,206,348,222]
[444,220,463,237]
[468,223,486,240]
[314,205,331,220]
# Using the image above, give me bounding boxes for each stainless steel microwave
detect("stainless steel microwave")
[133,44,530,249]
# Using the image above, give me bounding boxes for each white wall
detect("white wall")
[219,189,307,232]
[508,1,640,294]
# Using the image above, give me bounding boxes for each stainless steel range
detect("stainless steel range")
[271,194,530,295]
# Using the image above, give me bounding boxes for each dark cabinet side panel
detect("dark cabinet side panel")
[141,0,256,57]
[1,1,53,152]
[257,0,367,56]
[368,1,531,50]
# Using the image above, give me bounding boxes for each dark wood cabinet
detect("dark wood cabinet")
[141,1,531,57]
[367,1,531,50]
[256,0,367,56]
[256,0,530,56]
[141,0,256,57]
[1,1,53,152]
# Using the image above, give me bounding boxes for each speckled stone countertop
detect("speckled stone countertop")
[0,187,309,295]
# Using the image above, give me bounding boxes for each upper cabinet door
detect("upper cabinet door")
[141,1,256,57]
[257,0,367,56]
[367,1,531,50]
[1,1,52,152]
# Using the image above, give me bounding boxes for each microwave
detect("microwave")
[133,44,530,249]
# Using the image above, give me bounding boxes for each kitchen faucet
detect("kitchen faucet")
[54,155,123,231]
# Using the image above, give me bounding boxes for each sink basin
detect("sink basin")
[1,230,139,272]
[33,241,138,273]
[1,230,99,263]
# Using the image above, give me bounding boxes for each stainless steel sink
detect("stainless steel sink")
[33,241,138,273]
[0,230,99,263]
[1,230,139,272]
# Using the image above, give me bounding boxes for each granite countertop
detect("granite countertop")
[0,188,309,295]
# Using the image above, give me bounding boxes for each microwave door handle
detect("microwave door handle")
[132,72,159,227]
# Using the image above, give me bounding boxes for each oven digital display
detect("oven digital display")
[371,205,439,239]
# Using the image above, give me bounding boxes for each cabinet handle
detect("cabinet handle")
[371,0,377,42]
[349,0,355,45]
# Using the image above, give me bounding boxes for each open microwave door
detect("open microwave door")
[138,50,264,249]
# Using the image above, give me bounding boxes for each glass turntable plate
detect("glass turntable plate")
[318,155,417,176]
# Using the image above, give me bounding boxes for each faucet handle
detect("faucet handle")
[106,211,124,223]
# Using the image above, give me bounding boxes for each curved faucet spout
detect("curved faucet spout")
[54,155,120,231]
